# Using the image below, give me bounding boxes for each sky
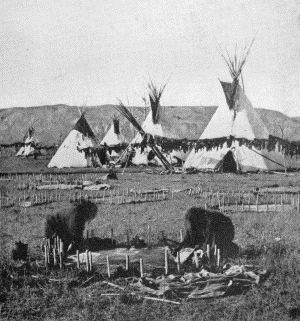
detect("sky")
[1,0,299,116]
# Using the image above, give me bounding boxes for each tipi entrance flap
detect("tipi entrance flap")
[216,150,237,173]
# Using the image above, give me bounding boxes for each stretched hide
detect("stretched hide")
[183,207,235,251]
[45,199,97,251]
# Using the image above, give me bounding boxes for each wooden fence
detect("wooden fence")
[1,183,300,214]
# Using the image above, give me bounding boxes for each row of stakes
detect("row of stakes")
[0,172,107,183]
[187,187,300,213]
[2,183,300,212]
[3,192,300,214]
[44,241,221,276]
[0,188,172,208]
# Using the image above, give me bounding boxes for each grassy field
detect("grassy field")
[1,157,300,320]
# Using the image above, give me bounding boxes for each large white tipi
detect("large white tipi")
[184,43,294,172]
[48,113,101,168]
[130,82,180,166]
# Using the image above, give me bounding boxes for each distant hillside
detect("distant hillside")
[0,104,299,145]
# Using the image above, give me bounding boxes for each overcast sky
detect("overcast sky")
[1,0,299,116]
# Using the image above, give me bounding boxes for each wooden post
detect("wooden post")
[44,245,48,269]
[59,251,63,269]
[106,255,111,278]
[206,244,210,261]
[53,246,57,265]
[59,239,63,269]
[256,194,259,212]
[88,251,92,271]
[76,250,80,269]
[46,239,50,264]
[217,249,220,267]
[194,251,199,268]
[140,258,144,277]
[125,255,129,271]
[86,250,89,272]
[164,247,169,275]
[176,251,181,273]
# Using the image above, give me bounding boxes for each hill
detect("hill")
[0,104,299,145]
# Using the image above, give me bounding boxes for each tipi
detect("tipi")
[100,116,127,147]
[130,82,179,166]
[100,115,127,162]
[48,113,101,168]
[114,100,173,171]
[16,127,37,157]
[184,43,291,172]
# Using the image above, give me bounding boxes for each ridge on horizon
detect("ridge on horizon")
[0,104,300,145]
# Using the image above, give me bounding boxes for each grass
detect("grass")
[1,157,300,320]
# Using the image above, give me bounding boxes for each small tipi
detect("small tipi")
[100,116,126,147]
[184,42,289,172]
[130,82,179,166]
[48,113,101,168]
[16,127,37,157]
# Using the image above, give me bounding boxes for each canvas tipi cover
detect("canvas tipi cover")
[130,83,180,166]
[184,82,287,172]
[100,117,127,147]
[184,39,293,173]
[48,114,101,168]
